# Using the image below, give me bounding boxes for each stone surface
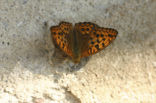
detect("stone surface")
[0,0,156,103]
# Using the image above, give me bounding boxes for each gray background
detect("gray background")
[0,0,156,103]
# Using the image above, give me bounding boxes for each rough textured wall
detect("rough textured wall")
[0,0,156,103]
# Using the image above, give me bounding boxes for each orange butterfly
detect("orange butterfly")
[50,22,118,63]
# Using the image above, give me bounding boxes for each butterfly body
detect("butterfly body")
[69,28,82,63]
[50,22,118,63]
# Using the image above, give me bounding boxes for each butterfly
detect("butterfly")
[50,22,118,63]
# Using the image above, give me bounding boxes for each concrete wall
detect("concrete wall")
[0,0,156,103]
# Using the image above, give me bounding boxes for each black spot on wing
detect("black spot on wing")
[96,34,99,38]
[53,32,56,35]
[91,41,94,44]
[62,43,65,48]
[81,28,84,31]
[97,39,100,43]
[108,34,116,37]
[95,44,99,50]
[59,32,63,35]
[86,28,89,31]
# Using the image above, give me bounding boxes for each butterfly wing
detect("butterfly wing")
[74,22,118,58]
[50,22,73,57]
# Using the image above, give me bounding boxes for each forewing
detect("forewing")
[75,22,118,57]
[83,27,118,57]
[74,22,99,35]
[50,22,73,57]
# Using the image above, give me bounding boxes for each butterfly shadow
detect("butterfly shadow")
[20,22,89,75]
[49,47,89,72]
[27,22,89,74]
